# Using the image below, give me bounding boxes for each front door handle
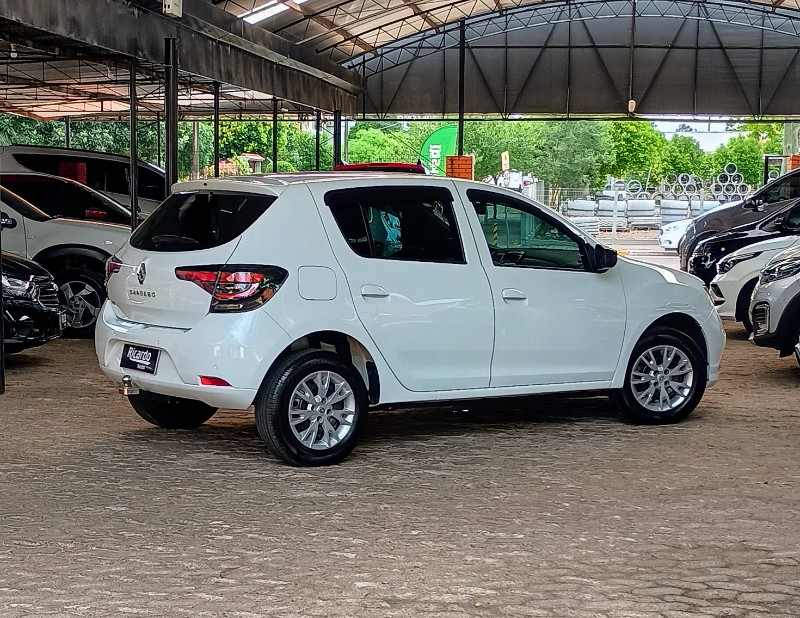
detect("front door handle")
[361,284,389,299]
[502,288,527,301]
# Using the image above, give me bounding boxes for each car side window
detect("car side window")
[466,189,587,271]
[326,187,465,264]
[761,175,800,204]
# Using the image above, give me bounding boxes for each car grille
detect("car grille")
[32,276,60,310]
[752,303,770,336]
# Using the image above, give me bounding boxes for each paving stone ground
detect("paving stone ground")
[0,324,798,617]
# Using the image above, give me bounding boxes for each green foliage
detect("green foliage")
[706,136,765,184]
[0,115,64,147]
[526,122,611,189]
[227,155,251,175]
[661,135,709,179]
[347,127,408,164]
[605,121,667,180]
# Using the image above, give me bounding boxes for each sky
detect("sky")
[653,121,741,152]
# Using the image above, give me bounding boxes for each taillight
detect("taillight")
[175,265,288,312]
[106,255,122,283]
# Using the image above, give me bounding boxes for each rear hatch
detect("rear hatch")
[106,188,278,329]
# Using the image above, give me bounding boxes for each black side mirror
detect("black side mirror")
[593,244,618,273]
[0,211,17,230]
[744,198,765,212]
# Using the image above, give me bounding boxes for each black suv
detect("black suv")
[688,199,800,285]
[2,251,63,353]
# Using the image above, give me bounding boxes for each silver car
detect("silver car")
[750,243,800,365]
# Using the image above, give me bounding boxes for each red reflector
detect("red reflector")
[199,376,231,387]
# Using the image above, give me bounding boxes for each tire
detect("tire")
[255,350,367,466]
[612,327,707,424]
[56,268,106,338]
[128,391,218,429]
[735,278,757,335]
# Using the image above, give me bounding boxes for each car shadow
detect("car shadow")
[113,394,623,461]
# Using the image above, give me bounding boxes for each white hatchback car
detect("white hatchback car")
[96,174,725,466]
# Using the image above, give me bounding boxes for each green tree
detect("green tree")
[177,122,214,178]
[707,136,765,185]
[605,121,667,181]
[660,134,709,179]
[346,127,407,163]
[528,122,611,189]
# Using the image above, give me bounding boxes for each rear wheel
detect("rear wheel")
[57,268,105,338]
[129,391,218,429]
[613,327,706,424]
[255,350,367,466]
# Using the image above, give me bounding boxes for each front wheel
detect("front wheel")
[129,392,218,429]
[613,327,706,424]
[255,350,367,466]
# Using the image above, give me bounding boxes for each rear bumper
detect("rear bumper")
[95,301,293,409]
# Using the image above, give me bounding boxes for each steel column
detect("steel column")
[458,18,466,156]
[0,181,5,395]
[164,37,179,189]
[333,110,342,166]
[156,113,162,169]
[64,116,71,148]
[272,99,279,173]
[315,110,322,171]
[129,60,139,231]
[213,82,220,177]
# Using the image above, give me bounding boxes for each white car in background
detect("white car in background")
[97,174,724,466]
[710,235,800,332]
[659,202,731,251]
[750,243,800,364]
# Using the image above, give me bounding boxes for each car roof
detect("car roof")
[0,144,165,172]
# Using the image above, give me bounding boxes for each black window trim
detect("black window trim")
[325,185,468,265]
[466,188,592,273]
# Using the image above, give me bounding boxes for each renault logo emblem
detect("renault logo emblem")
[136,262,147,285]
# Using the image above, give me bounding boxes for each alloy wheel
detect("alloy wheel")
[60,280,102,328]
[288,371,356,451]
[630,345,694,412]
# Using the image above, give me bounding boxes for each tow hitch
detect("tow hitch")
[118,374,140,396]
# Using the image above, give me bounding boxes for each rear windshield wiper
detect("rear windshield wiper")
[150,234,199,246]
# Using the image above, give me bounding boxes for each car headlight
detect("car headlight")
[760,260,800,284]
[718,251,762,274]
[661,222,683,233]
[1,274,34,297]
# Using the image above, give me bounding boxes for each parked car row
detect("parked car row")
[1,173,132,347]
[676,166,800,367]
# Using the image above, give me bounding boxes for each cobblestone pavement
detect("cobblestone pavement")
[1,325,798,617]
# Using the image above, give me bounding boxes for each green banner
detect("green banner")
[419,124,458,176]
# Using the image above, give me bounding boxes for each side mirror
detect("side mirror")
[744,198,765,212]
[593,244,618,273]
[0,211,17,230]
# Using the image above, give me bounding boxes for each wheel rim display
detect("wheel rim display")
[630,345,694,412]
[61,280,102,328]
[288,370,356,450]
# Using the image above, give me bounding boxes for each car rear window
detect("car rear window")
[129,191,276,252]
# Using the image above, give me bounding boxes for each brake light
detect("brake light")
[175,265,288,312]
[106,255,122,282]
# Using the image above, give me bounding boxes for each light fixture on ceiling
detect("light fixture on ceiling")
[240,0,307,25]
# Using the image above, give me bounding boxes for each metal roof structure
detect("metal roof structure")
[213,0,800,117]
[3,0,800,118]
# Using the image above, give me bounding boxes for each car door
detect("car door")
[0,193,29,257]
[316,183,494,393]
[459,187,626,387]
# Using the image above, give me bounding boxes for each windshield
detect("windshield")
[0,174,131,224]
[130,191,277,252]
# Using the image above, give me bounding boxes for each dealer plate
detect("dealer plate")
[120,344,160,375]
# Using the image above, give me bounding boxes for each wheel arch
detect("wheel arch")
[269,330,381,404]
[734,277,759,323]
[640,313,708,363]
[33,244,111,275]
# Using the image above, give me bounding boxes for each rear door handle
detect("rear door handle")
[502,288,527,301]
[361,284,389,299]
